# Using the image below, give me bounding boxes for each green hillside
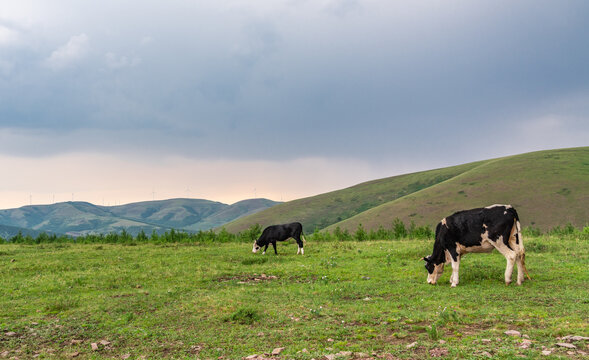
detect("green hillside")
[327,147,589,232]
[224,147,589,233]
[222,161,486,233]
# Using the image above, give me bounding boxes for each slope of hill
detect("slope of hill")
[0,198,280,236]
[327,147,589,232]
[224,147,589,233]
[222,161,486,233]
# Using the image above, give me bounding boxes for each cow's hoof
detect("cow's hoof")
[450,283,457,288]
[505,281,511,286]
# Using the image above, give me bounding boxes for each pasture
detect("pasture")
[1,236,587,359]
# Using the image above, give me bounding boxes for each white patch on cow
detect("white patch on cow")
[456,237,494,255]
[301,248,304,255]
[252,242,259,253]
[427,263,445,285]
[427,251,451,285]
[450,256,461,287]
[485,204,507,209]
[485,204,499,209]
[297,247,301,255]
[441,218,447,226]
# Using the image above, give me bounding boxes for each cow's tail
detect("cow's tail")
[515,218,532,281]
[301,234,307,244]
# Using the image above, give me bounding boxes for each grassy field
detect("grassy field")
[1,236,588,359]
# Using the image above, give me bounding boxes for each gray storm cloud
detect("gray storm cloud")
[0,0,588,163]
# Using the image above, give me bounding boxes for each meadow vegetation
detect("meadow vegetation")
[2,218,588,245]
[1,226,588,359]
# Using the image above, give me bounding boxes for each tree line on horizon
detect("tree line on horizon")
[2,219,588,245]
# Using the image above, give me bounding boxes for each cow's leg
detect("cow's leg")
[490,237,518,285]
[515,254,524,285]
[272,241,277,255]
[263,244,268,255]
[504,254,516,285]
[495,244,516,285]
[450,255,460,287]
[295,235,304,255]
[510,221,528,285]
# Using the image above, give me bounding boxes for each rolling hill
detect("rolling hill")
[0,224,47,240]
[223,147,589,233]
[0,198,279,237]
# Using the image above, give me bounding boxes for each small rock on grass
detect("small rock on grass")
[91,343,99,351]
[406,341,418,349]
[556,342,576,349]
[429,348,449,357]
[5,332,17,337]
[561,335,589,341]
[504,330,521,337]
[121,354,131,359]
[271,347,284,355]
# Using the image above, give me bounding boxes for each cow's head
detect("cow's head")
[423,255,445,285]
[252,241,261,254]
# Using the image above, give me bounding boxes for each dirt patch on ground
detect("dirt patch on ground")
[216,273,278,283]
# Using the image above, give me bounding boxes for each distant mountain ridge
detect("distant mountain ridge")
[0,198,280,237]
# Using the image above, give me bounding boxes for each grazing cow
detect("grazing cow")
[252,222,306,255]
[423,205,531,287]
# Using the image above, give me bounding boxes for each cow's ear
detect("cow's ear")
[423,255,431,262]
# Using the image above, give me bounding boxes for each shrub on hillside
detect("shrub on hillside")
[354,223,368,241]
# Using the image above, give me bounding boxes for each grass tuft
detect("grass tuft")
[241,257,269,265]
[44,297,79,314]
[226,307,261,325]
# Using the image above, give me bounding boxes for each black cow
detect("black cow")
[423,204,531,287]
[252,222,306,255]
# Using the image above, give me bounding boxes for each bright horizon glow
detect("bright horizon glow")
[0,153,423,210]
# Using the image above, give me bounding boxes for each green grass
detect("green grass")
[1,236,588,359]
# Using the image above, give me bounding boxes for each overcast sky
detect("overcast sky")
[1,0,588,209]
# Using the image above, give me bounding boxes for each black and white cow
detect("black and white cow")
[423,205,531,287]
[252,222,306,255]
